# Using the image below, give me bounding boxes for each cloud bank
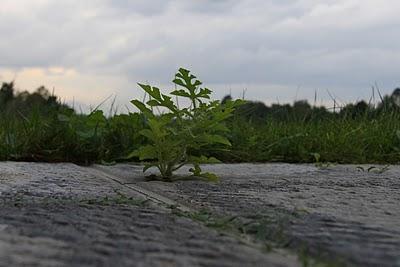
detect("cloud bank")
[0,0,399,109]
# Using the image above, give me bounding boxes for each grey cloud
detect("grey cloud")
[178,0,237,14]
[104,0,173,16]
[0,0,399,102]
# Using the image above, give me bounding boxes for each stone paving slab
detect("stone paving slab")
[96,163,400,267]
[0,162,142,201]
[0,162,300,267]
[0,202,297,267]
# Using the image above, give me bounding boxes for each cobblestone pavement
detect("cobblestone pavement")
[97,163,400,267]
[0,162,299,267]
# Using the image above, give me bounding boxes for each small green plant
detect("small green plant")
[311,153,333,169]
[356,165,390,174]
[130,68,242,181]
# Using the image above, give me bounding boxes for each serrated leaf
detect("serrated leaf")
[139,129,156,142]
[132,68,238,180]
[147,118,167,138]
[171,89,191,98]
[198,134,231,146]
[125,150,139,159]
[174,68,199,92]
[138,83,162,101]
[151,87,162,100]
[146,99,160,106]
[193,80,202,87]
[196,88,211,99]
[137,83,152,94]
[160,95,177,111]
[131,99,153,116]
[137,145,158,160]
[172,79,186,88]
[177,68,190,76]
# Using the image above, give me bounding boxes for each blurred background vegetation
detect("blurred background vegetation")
[1,81,400,165]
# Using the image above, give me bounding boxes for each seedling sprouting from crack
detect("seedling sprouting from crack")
[129,68,243,181]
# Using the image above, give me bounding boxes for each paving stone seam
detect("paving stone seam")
[85,165,193,212]
[83,165,301,264]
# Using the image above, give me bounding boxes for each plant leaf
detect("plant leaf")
[171,89,191,98]
[136,145,158,160]
[138,83,162,101]
[139,129,156,142]
[189,155,221,164]
[125,149,140,159]
[196,88,212,99]
[131,99,153,116]
[146,99,160,106]
[199,172,219,182]
[198,134,231,146]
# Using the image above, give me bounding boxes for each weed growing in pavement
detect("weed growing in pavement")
[129,68,243,181]
[356,165,390,174]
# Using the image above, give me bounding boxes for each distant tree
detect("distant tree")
[0,82,72,116]
[269,103,292,121]
[391,88,400,108]
[375,88,400,114]
[292,100,312,121]
[309,106,332,121]
[221,94,233,104]
[0,82,15,109]
[224,87,400,122]
[354,101,369,114]
[237,102,270,122]
[340,101,370,119]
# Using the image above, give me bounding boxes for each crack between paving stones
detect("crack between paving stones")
[84,165,192,212]
[82,165,301,264]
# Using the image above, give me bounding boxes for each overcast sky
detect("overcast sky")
[0,0,399,111]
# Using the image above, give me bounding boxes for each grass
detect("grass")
[1,107,400,165]
[0,109,145,164]
[220,112,400,164]
[1,82,400,165]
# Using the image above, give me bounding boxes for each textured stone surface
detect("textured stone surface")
[2,161,400,266]
[0,162,142,201]
[98,163,400,267]
[0,202,296,267]
[0,162,299,267]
